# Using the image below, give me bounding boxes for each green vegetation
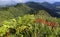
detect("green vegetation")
[0,14,60,37]
[0,4,31,23]
[0,4,60,37]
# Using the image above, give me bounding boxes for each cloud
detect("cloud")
[0,0,60,6]
[0,0,21,6]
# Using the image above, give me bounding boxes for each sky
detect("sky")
[0,0,60,6]
[17,0,60,3]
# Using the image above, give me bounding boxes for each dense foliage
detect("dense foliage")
[0,4,60,37]
[0,14,59,37]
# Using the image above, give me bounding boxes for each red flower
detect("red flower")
[35,18,45,23]
[33,18,56,28]
[48,22,56,27]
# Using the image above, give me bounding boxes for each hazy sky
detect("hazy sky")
[0,0,60,5]
[21,0,60,3]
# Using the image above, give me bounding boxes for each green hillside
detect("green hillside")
[0,4,31,22]
[0,3,60,37]
[0,4,52,23]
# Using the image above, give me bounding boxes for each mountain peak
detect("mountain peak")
[53,2,60,6]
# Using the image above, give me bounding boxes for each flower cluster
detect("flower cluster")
[34,18,56,27]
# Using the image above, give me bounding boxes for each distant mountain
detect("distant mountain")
[25,2,45,10]
[42,2,60,18]
[41,2,60,17]
[25,2,56,17]
[53,2,60,17]
[53,2,60,6]
[53,2,60,10]
[25,2,53,11]
[25,2,60,18]
[41,2,55,9]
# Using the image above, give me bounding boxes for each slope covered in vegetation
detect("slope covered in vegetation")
[0,3,52,23]
[0,4,31,23]
[0,14,60,37]
[0,3,60,37]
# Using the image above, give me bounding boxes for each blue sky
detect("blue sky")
[0,0,60,5]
